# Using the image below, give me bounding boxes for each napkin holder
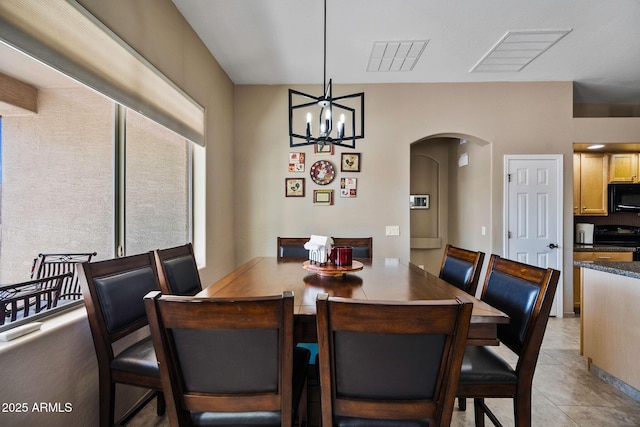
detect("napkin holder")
[304,235,333,265]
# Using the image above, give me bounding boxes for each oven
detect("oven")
[593,225,640,260]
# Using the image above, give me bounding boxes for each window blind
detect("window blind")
[0,0,205,146]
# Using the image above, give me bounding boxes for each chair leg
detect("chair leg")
[156,392,166,416]
[473,398,486,427]
[514,394,532,427]
[99,380,116,427]
[458,397,467,410]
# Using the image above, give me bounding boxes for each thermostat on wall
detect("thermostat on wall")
[410,194,430,209]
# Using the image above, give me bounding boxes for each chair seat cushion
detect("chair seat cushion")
[110,336,160,378]
[335,416,429,427]
[458,345,518,385]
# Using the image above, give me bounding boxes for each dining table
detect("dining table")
[196,257,509,346]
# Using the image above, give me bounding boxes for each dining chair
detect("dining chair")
[0,273,71,325]
[315,293,473,427]
[456,255,561,427]
[277,237,310,259]
[330,237,373,259]
[439,244,485,296]
[78,252,165,427]
[154,243,202,295]
[144,290,311,427]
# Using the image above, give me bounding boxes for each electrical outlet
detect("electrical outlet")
[386,225,400,236]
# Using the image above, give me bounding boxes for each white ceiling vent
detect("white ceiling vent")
[471,30,571,73]
[367,40,428,72]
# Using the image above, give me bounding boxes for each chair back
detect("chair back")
[31,252,97,300]
[480,255,560,372]
[439,244,484,295]
[316,294,472,426]
[144,291,296,427]
[331,237,373,259]
[277,237,309,259]
[154,243,202,295]
[78,253,161,355]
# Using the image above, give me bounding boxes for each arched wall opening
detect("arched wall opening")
[410,133,492,289]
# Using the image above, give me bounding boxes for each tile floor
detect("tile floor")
[129,316,640,426]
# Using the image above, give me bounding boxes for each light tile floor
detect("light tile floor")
[130,316,640,426]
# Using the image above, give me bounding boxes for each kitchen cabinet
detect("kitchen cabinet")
[573,153,609,216]
[573,250,633,312]
[609,153,638,182]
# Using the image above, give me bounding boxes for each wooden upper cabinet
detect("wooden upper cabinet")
[609,153,639,183]
[576,152,608,216]
[573,153,581,215]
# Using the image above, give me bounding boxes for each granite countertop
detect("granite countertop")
[574,261,640,279]
[574,244,636,252]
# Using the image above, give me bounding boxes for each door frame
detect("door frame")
[503,154,564,318]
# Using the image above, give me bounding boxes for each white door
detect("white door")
[504,155,563,317]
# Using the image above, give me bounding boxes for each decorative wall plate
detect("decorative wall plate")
[309,160,336,185]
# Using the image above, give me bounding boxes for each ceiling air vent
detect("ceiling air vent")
[367,40,428,72]
[471,30,571,73]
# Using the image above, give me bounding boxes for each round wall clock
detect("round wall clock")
[309,160,336,185]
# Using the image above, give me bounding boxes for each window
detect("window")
[0,72,193,332]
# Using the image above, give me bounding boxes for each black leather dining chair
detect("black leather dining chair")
[315,293,473,427]
[439,244,485,296]
[78,252,164,427]
[277,237,310,259]
[456,255,560,427]
[154,243,202,295]
[144,290,310,427]
[330,237,373,259]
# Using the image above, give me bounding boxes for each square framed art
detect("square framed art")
[341,153,360,172]
[288,152,305,172]
[340,178,357,198]
[285,178,305,197]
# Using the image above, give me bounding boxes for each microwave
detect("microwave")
[608,183,640,212]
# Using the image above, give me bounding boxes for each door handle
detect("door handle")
[548,243,559,249]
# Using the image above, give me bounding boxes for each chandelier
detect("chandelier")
[288,0,365,149]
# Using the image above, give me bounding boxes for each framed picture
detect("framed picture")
[410,194,430,209]
[341,153,360,172]
[313,189,334,205]
[288,152,305,172]
[285,178,305,197]
[314,143,334,155]
[340,178,357,198]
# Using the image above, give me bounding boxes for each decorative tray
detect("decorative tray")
[303,260,364,277]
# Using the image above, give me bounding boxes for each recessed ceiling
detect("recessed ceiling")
[172,0,640,105]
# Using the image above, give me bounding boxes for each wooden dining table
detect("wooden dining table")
[197,257,509,346]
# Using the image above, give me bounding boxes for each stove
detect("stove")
[593,225,640,260]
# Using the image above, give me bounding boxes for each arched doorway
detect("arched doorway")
[410,135,492,288]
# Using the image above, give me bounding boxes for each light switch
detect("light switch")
[386,225,400,236]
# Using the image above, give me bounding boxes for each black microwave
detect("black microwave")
[609,183,640,212]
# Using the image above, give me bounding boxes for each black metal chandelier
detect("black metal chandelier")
[288,0,365,149]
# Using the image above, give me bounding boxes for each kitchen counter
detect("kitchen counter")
[574,260,640,280]
[573,244,635,252]
[579,263,640,400]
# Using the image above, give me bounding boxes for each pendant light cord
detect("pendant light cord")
[323,0,327,91]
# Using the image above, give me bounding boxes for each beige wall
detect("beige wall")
[234,81,574,302]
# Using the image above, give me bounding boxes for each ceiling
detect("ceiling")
[171,0,640,105]
[0,0,639,107]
